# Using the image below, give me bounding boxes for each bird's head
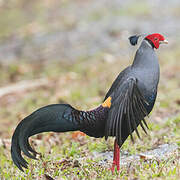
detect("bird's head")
[145,33,168,49]
[129,33,168,49]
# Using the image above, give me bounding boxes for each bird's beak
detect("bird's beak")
[160,39,168,44]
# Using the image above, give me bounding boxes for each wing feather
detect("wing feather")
[129,96,140,139]
[105,77,149,146]
[131,96,148,134]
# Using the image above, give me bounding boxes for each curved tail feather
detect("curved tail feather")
[11,104,80,171]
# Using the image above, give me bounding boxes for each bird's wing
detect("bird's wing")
[104,67,130,101]
[105,77,149,146]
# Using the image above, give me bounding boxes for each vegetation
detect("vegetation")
[0,51,179,179]
[0,0,179,179]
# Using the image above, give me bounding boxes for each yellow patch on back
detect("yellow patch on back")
[102,96,112,108]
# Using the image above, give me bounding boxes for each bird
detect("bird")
[11,33,168,172]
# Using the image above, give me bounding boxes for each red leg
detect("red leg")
[110,139,120,172]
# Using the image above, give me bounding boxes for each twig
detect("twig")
[0,78,49,98]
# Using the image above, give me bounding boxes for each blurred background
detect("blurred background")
[0,0,180,63]
[0,0,179,179]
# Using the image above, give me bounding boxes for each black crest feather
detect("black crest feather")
[128,35,140,46]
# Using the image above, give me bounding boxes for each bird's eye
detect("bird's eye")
[154,37,158,41]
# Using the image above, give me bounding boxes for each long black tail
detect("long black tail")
[11,104,80,171]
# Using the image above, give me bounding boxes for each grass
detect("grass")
[0,1,179,179]
[0,48,179,179]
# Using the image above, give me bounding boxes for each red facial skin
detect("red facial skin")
[145,33,165,49]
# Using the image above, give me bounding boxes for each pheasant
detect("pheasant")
[11,33,168,172]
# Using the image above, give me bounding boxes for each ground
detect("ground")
[0,0,180,179]
[0,53,179,179]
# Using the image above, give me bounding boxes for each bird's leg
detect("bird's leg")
[111,139,120,172]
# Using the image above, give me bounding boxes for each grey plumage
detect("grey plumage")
[104,39,160,146]
[11,36,162,172]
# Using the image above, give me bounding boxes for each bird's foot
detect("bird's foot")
[110,161,120,173]
[110,139,120,173]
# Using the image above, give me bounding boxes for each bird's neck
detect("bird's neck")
[132,40,158,69]
[131,40,160,94]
